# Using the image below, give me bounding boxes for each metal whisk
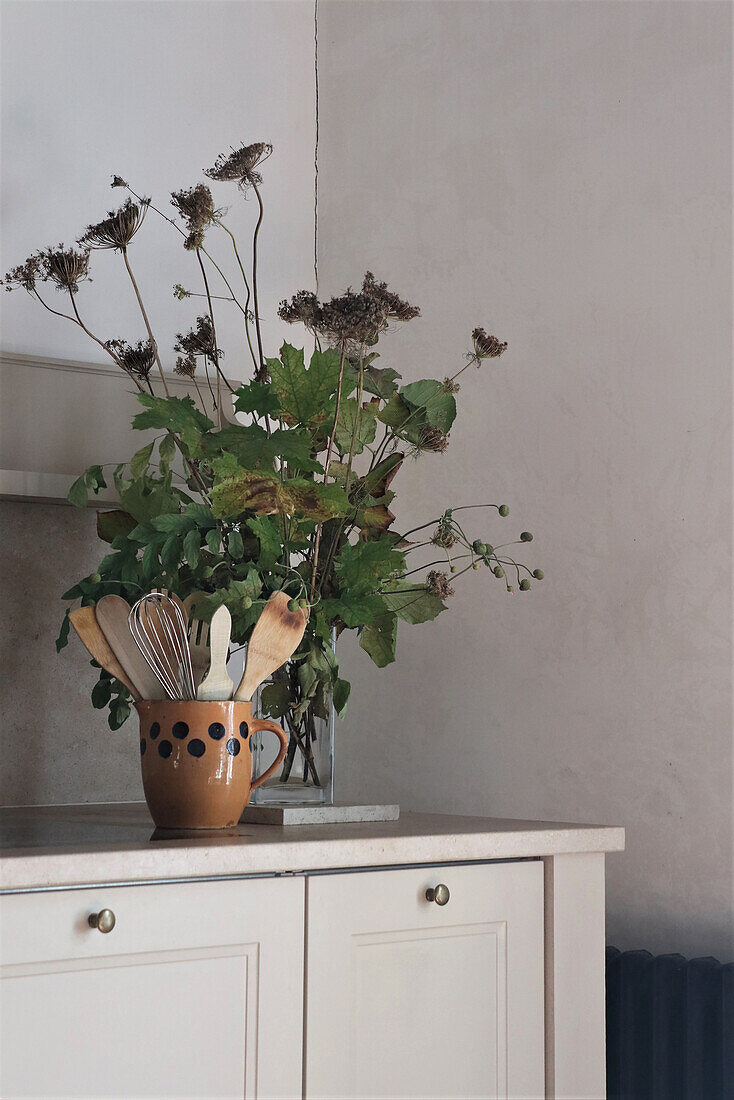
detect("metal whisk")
[128,593,196,700]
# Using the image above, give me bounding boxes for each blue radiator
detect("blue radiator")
[606,946,734,1099]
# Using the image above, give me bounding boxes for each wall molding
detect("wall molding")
[0,349,197,390]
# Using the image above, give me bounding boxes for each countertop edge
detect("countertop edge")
[0,821,625,892]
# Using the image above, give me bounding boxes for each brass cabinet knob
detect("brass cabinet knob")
[88,908,116,933]
[425,884,450,906]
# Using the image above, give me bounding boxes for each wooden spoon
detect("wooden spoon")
[234,592,307,702]
[68,606,140,699]
[95,594,165,700]
[197,605,234,701]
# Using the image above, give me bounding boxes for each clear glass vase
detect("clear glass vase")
[250,660,335,807]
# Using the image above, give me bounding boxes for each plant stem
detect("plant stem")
[56,290,145,392]
[251,182,266,380]
[121,248,169,396]
[216,219,258,373]
[310,345,346,597]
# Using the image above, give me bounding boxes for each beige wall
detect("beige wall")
[318,1,733,960]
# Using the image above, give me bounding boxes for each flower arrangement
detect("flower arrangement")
[4,142,543,786]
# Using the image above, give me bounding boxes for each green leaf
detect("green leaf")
[233,380,282,417]
[259,681,291,718]
[247,515,282,570]
[108,698,131,730]
[141,541,160,578]
[132,393,214,451]
[92,678,112,709]
[161,534,182,574]
[184,502,217,529]
[158,433,176,473]
[268,344,352,426]
[85,465,107,492]
[334,399,377,457]
[360,613,398,667]
[56,609,71,652]
[382,581,447,624]
[130,441,155,479]
[212,469,349,522]
[208,424,322,475]
[150,513,192,535]
[333,677,351,718]
[67,475,89,507]
[228,529,244,560]
[118,479,180,523]
[321,593,388,628]
[183,528,201,569]
[401,379,457,433]
[96,510,137,544]
[205,528,221,554]
[334,539,405,596]
[363,365,401,399]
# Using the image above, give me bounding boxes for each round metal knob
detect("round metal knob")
[425,884,450,906]
[88,908,116,933]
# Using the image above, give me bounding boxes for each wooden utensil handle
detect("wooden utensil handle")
[249,720,289,790]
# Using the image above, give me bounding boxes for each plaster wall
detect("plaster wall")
[318,0,733,960]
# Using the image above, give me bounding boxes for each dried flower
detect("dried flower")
[173,283,192,300]
[318,289,387,345]
[472,327,507,361]
[443,377,460,393]
[426,570,454,599]
[79,198,149,251]
[418,426,450,453]
[35,246,91,293]
[170,184,220,251]
[431,514,456,549]
[278,289,320,328]
[361,272,420,323]
[2,254,42,293]
[110,175,128,188]
[174,315,222,365]
[105,339,156,380]
[174,353,197,378]
[204,142,273,190]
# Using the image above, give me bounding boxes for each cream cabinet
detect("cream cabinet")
[0,877,304,1099]
[1,810,620,1100]
[305,861,545,1099]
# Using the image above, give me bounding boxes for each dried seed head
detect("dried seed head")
[426,570,455,599]
[204,142,273,190]
[38,245,91,293]
[443,376,460,393]
[361,272,420,323]
[174,315,222,364]
[2,254,43,293]
[471,327,507,361]
[173,283,192,300]
[431,516,456,549]
[418,426,450,454]
[80,198,149,251]
[111,175,128,188]
[105,339,156,379]
[174,353,197,378]
[278,289,320,328]
[170,184,220,250]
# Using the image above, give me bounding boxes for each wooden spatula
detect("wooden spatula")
[95,594,165,700]
[197,605,234,701]
[68,606,141,699]
[234,592,307,702]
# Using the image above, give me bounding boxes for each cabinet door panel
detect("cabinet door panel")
[305,861,544,1100]
[1,877,303,1100]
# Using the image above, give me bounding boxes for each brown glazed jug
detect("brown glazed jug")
[136,699,288,829]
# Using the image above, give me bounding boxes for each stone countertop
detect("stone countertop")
[0,803,625,892]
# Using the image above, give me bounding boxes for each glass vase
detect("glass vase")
[250,659,335,807]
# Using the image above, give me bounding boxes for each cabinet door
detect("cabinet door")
[305,861,544,1100]
[1,876,303,1099]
